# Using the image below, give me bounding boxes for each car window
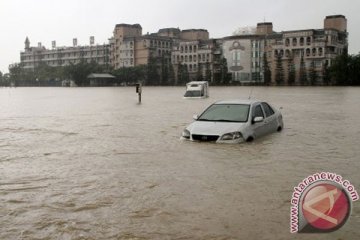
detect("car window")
[253,105,264,118]
[261,102,275,117]
[198,104,250,122]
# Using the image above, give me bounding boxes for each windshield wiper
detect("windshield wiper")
[214,119,236,122]
[197,118,212,121]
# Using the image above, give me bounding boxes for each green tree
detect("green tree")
[146,55,160,85]
[287,55,296,85]
[65,61,104,86]
[177,64,189,86]
[263,52,271,86]
[299,54,308,85]
[3,73,10,86]
[160,56,170,85]
[168,64,175,85]
[348,54,360,85]
[9,63,29,86]
[309,61,318,86]
[322,65,331,86]
[275,54,284,85]
[196,64,203,82]
[205,62,212,82]
[220,58,230,85]
[329,51,349,85]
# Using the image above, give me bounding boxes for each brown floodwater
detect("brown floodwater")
[0,86,359,239]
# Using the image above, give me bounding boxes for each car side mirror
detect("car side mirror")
[252,116,264,124]
[193,114,199,120]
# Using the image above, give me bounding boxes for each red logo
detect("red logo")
[301,183,351,232]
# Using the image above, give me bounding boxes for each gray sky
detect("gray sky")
[0,0,359,73]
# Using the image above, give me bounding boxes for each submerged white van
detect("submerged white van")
[184,81,209,99]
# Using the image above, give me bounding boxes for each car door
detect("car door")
[251,104,267,138]
[261,102,277,134]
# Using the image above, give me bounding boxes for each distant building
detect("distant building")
[221,15,348,85]
[18,15,348,85]
[110,24,219,83]
[267,15,347,85]
[20,37,110,70]
[171,38,222,82]
[222,36,265,83]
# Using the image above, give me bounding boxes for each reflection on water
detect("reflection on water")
[0,87,359,239]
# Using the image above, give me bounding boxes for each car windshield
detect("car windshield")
[198,104,250,122]
[184,90,202,97]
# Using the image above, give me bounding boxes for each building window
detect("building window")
[306,48,310,57]
[312,48,316,56]
[285,50,290,58]
[285,38,290,47]
[319,48,323,56]
[299,37,304,46]
[232,51,241,66]
[306,37,311,45]
[292,38,297,46]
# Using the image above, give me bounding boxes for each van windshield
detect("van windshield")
[184,90,202,97]
[198,104,250,122]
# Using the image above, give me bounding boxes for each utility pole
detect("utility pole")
[135,83,142,103]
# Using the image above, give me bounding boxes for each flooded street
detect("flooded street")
[0,86,359,239]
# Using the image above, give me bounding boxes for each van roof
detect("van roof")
[186,81,208,85]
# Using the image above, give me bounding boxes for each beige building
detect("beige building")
[222,36,264,83]
[110,24,142,68]
[20,37,110,70]
[171,38,222,82]
[220,15,347,85]
[266,15,348,84]
[111,24,219,83]
[18,15,348,85]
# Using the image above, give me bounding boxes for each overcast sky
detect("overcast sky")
[0,0,359,73]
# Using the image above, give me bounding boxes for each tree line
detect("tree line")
[267,51,360,86]
[1,52,359,87]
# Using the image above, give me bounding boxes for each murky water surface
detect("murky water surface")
[0,87,359,239]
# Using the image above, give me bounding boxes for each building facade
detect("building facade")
[220,15,348,85]
[222,36,265,83]
[266,15,348,85]
[171,38,222,82]
[20,37,110,70]
[18,15,348,85]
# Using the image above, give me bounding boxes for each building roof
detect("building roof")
[87,73,115,79]
[115,23,142,29]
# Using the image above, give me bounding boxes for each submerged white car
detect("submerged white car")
[181,99,283,143]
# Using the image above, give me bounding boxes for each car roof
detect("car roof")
[214,99,261,105]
